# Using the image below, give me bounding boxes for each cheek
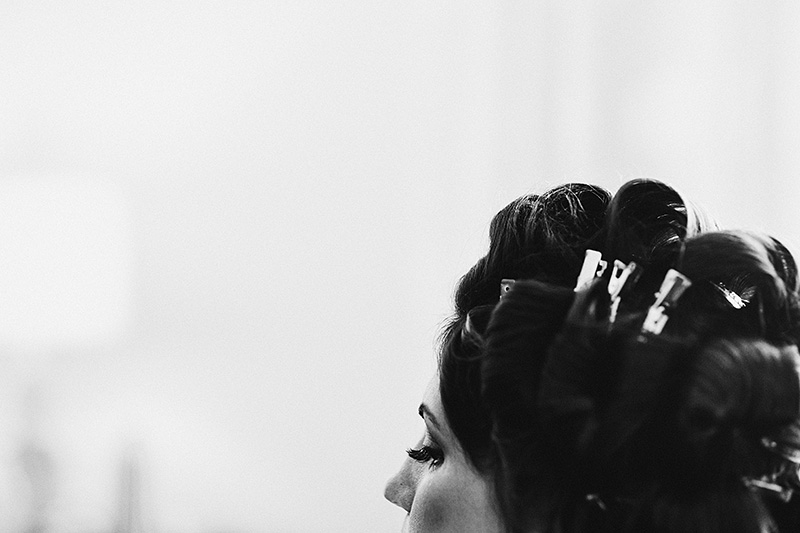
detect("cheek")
[406,470,454,532]
[406,464,501,533]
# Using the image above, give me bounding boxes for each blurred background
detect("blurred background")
[0,1,799,531]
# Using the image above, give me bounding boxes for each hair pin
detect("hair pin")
[743,477,793,502]
[585,493,607,512]
[575,250,607,292]
[641,269,692,335]
[608,260,641,324]
[500,279,516,300]
[712,282,748,309]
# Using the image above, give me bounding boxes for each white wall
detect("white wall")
[0,2,798,532]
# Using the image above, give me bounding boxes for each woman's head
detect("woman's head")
[384,178,718,531]
[385,182,614,531]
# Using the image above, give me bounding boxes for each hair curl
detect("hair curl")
[523,228,800,532]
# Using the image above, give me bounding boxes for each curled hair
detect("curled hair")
[531,230,800,532]
[676,339,800,479]
[617,339,800,533]
[673,231,800,345]
[603,178,715,266]
[440,184,611,473]
[479,179,714,532]
[453,184,610,317]
[482,281,576,527]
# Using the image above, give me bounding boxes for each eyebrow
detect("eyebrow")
[418,403,442,431]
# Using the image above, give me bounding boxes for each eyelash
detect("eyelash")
[407,445,444,468]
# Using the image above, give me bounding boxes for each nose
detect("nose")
[384,459,415,512]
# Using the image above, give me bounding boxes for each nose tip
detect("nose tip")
[385,464,413,512]
[384,470,402,506]
[384,476,396,503]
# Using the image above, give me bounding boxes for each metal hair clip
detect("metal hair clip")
[574,250,607,292]
[608,260,640,300]
[463,312,476,338]
[500,279,516,300]
[608,260,641,324]
[712,282,748,309]
[641,269,692,335]
[585,493,607,512]
[743,477,794,502]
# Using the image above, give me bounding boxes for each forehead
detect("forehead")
[422,375,442,412]
[421,374,454,442]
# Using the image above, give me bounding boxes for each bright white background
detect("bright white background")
[0,2,798,532]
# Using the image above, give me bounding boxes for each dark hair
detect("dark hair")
[499,228,800,532]
[439,183,611,471]
[453,183,611,317]
[476,179,715,531]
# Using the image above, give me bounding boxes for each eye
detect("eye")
[406,445,444,468]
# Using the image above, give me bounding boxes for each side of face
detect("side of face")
[384,377,503,533]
